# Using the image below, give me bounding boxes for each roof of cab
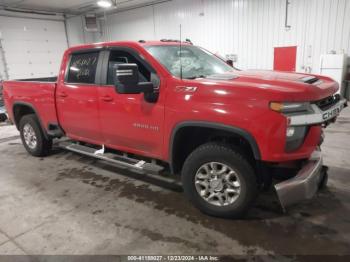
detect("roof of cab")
[66,40,192,53]
[140,40,193,46]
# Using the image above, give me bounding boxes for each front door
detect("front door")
[56,51,103,144]
[97,49,165,158]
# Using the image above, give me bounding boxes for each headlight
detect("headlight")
[269,102,312,152]
[270,102,311,113]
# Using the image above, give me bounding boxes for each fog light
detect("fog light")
[286,127,295,137]
[285,126,308,152]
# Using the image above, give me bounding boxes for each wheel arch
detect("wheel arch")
[169,121,261,174]
[13,102,48,138]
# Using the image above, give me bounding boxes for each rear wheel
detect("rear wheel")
[181,142,258,218]
[19,114,52,157]
[319,166,329,190]
[0,113,7,122]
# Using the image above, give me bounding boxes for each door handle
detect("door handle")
[58,92,68,98]
[101,95,113,102]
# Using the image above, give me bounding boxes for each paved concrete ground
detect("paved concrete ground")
[0,109,349,258]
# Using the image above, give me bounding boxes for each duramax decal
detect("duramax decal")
[133,123,160,131]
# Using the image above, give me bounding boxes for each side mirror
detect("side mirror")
[226,59,234,67]
[113,63,153,95]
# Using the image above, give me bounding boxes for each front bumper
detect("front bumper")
[274,150,325,210]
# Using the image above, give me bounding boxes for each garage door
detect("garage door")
[0,16,67,80]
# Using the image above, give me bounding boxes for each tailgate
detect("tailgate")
[0,81,4,107]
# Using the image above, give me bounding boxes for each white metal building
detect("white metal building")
[0,0,349,80]
[1,0,350,258]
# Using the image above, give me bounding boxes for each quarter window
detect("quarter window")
[67,52,99,84]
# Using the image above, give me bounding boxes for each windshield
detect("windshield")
[145,45,233,79]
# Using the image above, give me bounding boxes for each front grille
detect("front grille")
[315,94,340,111]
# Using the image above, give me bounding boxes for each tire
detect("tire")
[318,166,329,190]
[0,113,7,122]
[181,142,258,218]
[19,114,52,157]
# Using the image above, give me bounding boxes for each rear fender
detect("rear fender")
[13,102,48,139]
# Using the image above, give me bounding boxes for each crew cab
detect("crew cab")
[2,40,347,218]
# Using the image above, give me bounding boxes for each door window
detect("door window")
[67,52,99,84]
[107,50,156,86]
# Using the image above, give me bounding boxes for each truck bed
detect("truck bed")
[14,77,58,82]
[2,79,58,130]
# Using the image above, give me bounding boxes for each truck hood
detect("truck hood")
[236,70,320,82]
[201,70,339,102]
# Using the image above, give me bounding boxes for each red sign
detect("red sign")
[274,46,297,71]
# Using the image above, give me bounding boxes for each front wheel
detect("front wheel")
[19,114,52,157]
[181,142,258,218]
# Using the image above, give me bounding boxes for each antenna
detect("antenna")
[179,24,183,80]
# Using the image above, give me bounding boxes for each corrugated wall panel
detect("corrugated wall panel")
[0,16,68,79]
[105,6,155,41]
[78,0,350,74]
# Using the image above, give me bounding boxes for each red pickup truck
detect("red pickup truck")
[2,40,347,218]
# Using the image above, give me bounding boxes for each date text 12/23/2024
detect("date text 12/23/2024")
[127,255,220,261]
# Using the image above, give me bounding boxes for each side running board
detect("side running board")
[59,141,164,174]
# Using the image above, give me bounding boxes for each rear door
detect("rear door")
[56,50,104,144]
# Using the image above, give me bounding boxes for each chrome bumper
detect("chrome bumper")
[274,150,324,210]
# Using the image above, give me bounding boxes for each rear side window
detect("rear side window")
[67,52,99,84]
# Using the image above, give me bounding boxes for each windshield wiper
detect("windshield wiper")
[185,75,207,80]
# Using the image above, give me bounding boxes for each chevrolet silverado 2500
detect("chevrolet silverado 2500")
[2,40,347,218]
